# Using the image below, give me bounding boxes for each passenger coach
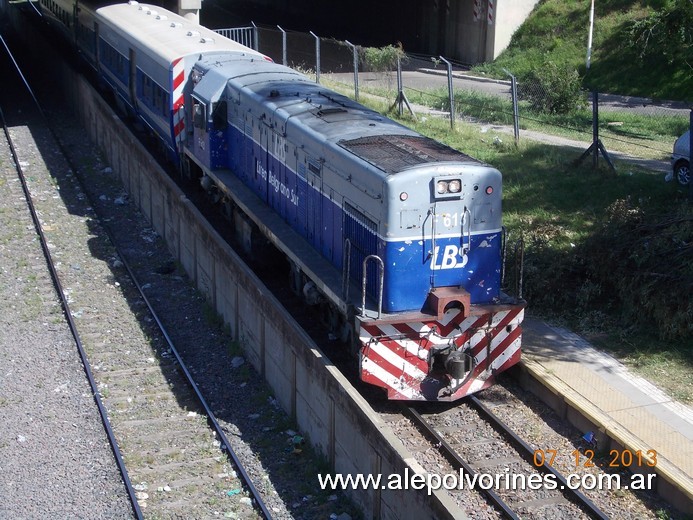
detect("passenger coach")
[39,0,269,158]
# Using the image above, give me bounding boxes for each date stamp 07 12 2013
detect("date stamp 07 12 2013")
[532,448,658,469]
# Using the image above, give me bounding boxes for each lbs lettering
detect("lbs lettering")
[431,244,468,270]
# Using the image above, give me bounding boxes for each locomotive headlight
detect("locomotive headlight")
[400,192,408,201]
[485,186,494,195]
[434,177,463,199]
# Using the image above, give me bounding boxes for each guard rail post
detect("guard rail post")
[345,40,359,101]
[310,31,320,84]
[688,107,693,200]
[277,25,287,66]
[439,56,454,129]
[503,68,520,145]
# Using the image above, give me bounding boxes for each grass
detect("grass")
[366,83,688,160]
[603,339,692,403]
[470,0,692,102]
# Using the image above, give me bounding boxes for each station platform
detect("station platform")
[518,317,692,514]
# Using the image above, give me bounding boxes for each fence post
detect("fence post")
[575,90,615,171]
[251,22,259,52]
[309,31,320,84]
[439,56,454,129]
[688,107,693,200]
[503,68,519,145]
[277,25,287,66]
[345,40,359,101]
[592,90,598,169]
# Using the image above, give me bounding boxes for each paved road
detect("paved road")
[327,69,692,117]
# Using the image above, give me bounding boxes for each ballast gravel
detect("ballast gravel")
[0,118,133,518]
[0,58,360,519]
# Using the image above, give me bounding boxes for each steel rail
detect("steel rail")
[112,244,275,519]
[468,395,610,520]
[401,404,520,520]
[404,398,612,520]
[2,31,272,517]
[0,104,144,520]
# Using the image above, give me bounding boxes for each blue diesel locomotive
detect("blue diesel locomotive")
[37,0,525,401]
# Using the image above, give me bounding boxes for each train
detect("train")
[34,0,525,401]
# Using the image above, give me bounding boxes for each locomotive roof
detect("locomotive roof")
[338,135,481,174]
[205,58,482,174]
[96,2,263,64]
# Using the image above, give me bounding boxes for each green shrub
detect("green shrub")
[518,61,587,115]
[524,198,693,340]
[581,199,692,340]
[628,0,693,66]
[360,43,405,73]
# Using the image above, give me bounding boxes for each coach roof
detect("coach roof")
[96,1,263,64]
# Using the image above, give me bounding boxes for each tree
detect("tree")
[628,0,693,70]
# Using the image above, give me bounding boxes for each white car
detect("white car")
[672,130,690,185]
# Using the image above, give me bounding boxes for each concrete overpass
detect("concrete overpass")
[182,0,540,65]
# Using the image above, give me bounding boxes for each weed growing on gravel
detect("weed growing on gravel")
[235,364,251,382]
[203,302,224,328]
[656,508,674,520]
[226,340,243,357]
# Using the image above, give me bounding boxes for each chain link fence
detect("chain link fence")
[216,24,692,166]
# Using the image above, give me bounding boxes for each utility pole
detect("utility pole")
[586,0,595,70]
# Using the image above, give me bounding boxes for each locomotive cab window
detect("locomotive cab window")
[212,101,227,131]
[192,98,206,129]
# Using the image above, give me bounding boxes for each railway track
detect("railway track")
[381,379,669,520]
[0,71,271,519]
[400,400,607,519]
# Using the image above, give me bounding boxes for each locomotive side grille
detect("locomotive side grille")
[339,135,480,174]
[343,202,379,299]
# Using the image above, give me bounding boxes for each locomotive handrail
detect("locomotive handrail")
[501,226,507,288]
[463,206,471,253]
[427,207,436,284]
[361,255,384,318]
[514,236,525,299]
[368,326,443,344]
[342,238,351,300]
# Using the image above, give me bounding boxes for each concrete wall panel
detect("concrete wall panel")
[195,232,215,302]
[295,359,330,455]
[140,174,152,224]
[215,262,237,337]
[163,193,181,264]
[237,285,263,372]
[177,206,197,281]
[263,321,295,414]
